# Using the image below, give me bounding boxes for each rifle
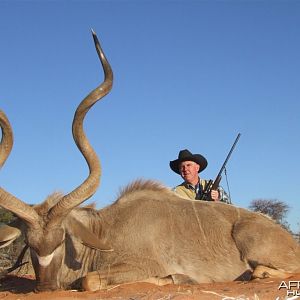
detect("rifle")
[201,133,241,201]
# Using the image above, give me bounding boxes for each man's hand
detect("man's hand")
[210,189,219,201]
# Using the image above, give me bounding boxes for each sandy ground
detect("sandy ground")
[1,275,300,300]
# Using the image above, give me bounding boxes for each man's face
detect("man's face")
[179,160,200,184]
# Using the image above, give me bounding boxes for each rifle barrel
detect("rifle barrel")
[214,133,241,181]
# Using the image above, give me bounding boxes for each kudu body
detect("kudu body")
[1,32,300,291]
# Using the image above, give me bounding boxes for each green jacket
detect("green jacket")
[173,179,231,204]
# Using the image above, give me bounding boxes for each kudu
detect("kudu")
[1,32,300,292]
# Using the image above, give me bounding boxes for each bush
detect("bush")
[249,199,291,232]
[0,209,33,276]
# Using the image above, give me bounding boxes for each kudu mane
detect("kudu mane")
[115,179,174,204]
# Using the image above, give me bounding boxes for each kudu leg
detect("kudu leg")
[81,263,193,291]
[232,216,300,278]
[252,265,299,280]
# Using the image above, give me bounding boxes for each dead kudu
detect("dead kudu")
[1,32,300,292]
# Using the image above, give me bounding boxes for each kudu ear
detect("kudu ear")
[0,224,21,248]
[69,217,113,252]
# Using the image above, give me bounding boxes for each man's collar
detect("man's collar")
[183,178,200,190]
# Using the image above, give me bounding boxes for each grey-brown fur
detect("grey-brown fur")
[22,181,300,289]
[3,180,300,290]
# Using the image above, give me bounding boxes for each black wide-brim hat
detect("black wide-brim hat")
[169,149,208,174]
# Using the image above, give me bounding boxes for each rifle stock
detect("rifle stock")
[201,180,213,201]
[211,175,222,191]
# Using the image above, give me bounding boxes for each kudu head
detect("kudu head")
[0,30,113,291]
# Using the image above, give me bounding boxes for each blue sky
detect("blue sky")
[0,1,299,231]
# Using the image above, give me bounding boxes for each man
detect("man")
[170,149,231,203]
